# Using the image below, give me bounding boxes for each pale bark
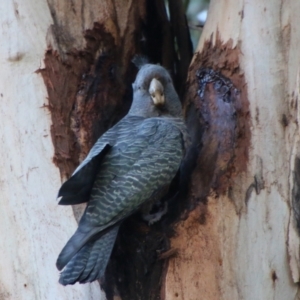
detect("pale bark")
[164,1,300,300]
[0,1,103,299]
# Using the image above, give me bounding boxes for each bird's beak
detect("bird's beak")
[149,78,165,106]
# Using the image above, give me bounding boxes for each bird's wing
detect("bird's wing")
[56,117,185,270]
[58,144,112,205]
[57,116,144,205]
[84,117,185,228]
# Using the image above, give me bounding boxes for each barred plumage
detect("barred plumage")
[56,64,188,285]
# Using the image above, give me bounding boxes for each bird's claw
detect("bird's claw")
[142,202,168,225]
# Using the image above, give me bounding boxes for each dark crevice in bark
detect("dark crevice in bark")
[141,0,174,71]
[168,0,193,96]
[106,219,168,300]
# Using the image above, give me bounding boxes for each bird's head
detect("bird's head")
[129,64,182,118]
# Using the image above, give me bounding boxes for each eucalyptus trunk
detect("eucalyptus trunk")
[164,1,300,299]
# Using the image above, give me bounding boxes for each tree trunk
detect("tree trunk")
[0,1,103,299]
[163,1,300,299]
[2,0,300,300]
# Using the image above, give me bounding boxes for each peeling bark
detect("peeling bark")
[163,40,250,299]
[179,38,251,211]
[163,1,300,299]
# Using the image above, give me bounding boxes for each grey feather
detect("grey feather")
[58,144,111,205]
[59,226,119,285]
[56,64,188,285]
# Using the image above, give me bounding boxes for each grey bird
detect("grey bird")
[56,63,188,285]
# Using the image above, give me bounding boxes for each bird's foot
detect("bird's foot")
[142,202,168,225]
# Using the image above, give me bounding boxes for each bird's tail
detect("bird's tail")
[58,226,119,285]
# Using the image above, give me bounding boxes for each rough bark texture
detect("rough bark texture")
[163,39,250,300]
[163,1,300,299]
